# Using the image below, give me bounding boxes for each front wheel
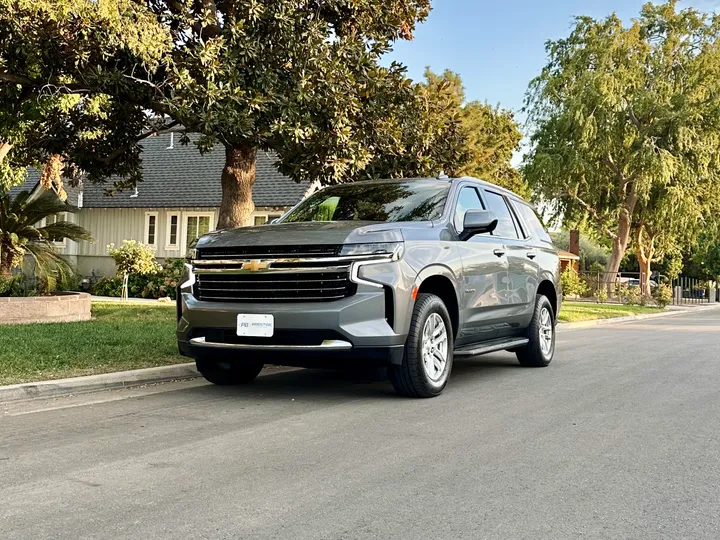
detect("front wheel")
[516,294,555,367]
[389,293,454,398]
[196,358,264,386]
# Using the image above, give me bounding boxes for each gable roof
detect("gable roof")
[8,171,82,207]
[9,132,312,210]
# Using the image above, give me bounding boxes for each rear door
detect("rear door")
[480,189,539,337]
[452,184,509,346]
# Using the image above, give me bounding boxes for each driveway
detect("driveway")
[2,309,720,539]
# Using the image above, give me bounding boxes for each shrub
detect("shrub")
[595,286,608,304]
[653,283,672,308]
[619,284,641,306]
[560,266,589,298]
[140,258,184,299]
[93,277,123,297]
[107,240,162,277]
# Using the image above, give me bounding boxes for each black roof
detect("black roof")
[9,132,311,209]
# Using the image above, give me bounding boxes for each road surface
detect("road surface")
[2,309,720,539]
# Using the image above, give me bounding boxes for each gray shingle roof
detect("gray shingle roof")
[8,169,82,207]
[82,133,310,209]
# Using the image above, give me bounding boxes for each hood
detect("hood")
[196,221,406,250]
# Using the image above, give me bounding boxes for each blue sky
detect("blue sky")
[386,0,719,119]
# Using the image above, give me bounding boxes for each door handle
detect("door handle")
[493,249,506,258]
[527,251,537,260]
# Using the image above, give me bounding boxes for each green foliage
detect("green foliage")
[107,240,161,277]
[524,1,720,277]
[653,283,673,308]
[618,285,641,306]
[0,0,172,190]
[93,258,183,299]
[0,189,91,283]
[560,266,589,298]
[551,231,609,270]
[595,286,608,304]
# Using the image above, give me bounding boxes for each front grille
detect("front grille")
[194,270,356,303]
[197,244,342,260]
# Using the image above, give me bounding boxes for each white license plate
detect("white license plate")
[236,314,274,337]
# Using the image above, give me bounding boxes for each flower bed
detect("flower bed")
[0,292,91,325]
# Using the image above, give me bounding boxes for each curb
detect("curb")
[558,303,720,330]
[0,363,199,404]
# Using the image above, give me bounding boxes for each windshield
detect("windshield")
[281,182,450,223]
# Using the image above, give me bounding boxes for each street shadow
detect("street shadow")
[171,352,523,402]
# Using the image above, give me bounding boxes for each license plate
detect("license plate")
[236,314,274,337]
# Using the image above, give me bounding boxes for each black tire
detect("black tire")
[516,294,555,367]
[388,293,454,398]
[196,358,264,386]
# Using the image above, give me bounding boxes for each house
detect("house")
[558,249,580,272]
[9,132,314,277]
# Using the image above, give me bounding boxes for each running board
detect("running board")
[454,337,529,357]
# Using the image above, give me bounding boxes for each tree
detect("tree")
[523,1,720,289]
[412,69,527,196]
[0,188,91,279]
[0,0,172,191]
[131,0,432,228]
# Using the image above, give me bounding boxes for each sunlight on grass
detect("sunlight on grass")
[558,301,664,323]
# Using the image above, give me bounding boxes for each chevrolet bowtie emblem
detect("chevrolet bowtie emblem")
[244,260,269,272]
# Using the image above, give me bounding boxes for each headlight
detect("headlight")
[340,242,404,259]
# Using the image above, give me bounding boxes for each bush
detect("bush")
[618,284,641,306]
[595,286,608,304]
[93,277,123,297]
[560,266,589,298]
[92,258,185,300]
[107,240,162,277]
[653,283,672,308]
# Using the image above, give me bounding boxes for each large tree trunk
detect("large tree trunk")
[217,145,257,230]
[603,187,638,294]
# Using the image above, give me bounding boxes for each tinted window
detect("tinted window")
[513,202,553,244]
[282,182,450,223]
[483,191,519,239]
[454,186,484,232]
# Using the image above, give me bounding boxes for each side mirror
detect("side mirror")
[460,210,498,240]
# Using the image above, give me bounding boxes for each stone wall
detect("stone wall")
[0,293,91,325]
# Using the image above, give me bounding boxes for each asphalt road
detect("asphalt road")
[2,309,720,540]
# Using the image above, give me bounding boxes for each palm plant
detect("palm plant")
[0,189,92,284]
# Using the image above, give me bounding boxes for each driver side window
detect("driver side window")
[454,186,484,233]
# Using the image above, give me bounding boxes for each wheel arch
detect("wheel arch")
[412,266,461,339]
[537,279,558,320]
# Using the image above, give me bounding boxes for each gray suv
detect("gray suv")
[177,177,561,398]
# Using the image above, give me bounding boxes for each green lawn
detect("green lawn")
[558,301,665,323]
[0,302,183,386]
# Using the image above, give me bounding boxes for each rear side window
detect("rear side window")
[513,202,553,244]
[483,191,519,239]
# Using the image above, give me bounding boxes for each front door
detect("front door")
[482,190,539,337]
[452,185,509,346]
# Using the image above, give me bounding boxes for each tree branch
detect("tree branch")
[97,120,181,165]
[0,72,90,94]
[569,192,618,240]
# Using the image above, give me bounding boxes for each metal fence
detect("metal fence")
[578,271,718,305]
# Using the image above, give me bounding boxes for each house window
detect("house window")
[43,212,69,247]
[166,213,180,250]
[145,212,158,247]
[185,213,213,250]
[268,214,282,223]
[254,216,267,226]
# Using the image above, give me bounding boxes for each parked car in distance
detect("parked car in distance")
[177,177,561,398]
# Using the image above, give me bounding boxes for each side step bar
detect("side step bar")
[454,337,529,357]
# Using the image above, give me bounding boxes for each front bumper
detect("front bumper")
[177,283,408,366]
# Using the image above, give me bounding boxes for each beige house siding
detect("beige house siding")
[71,206,290,277]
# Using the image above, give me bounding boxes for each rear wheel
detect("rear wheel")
[389,293,454,398]
[196,358,264,385]
[516,294,555,367]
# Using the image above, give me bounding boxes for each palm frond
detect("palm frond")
[36,221,93,243]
